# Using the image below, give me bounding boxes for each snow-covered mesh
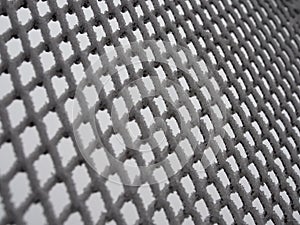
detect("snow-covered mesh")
[0,0,300,224]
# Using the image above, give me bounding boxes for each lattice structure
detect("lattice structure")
[0,0,300,224]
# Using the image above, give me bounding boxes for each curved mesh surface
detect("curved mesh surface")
[0,0,300,224]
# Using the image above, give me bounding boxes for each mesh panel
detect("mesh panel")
[0,0,300,224]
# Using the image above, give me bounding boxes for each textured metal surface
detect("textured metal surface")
[0,0,300,224]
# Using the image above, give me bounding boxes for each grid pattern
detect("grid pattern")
[0,0,300,224]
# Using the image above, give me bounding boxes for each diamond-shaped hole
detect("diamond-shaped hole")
[140,145,155,165]
[232,113,243,128]
[255,151,266,166]
[195,199,209,220]
[138,185,154,210]
[227,156,238,172]
[179,106,191,123]
[154,96,167,115]
[43,112,61,139]
[230,192,243,209]
[90,147,109,174]
[244,213,255,225]
[51,76,67,98]
[248,163,259,179]
[18,61,36,86]
[167,152,182,174]
[110,134,126,157]
[99,75,114,95]
[182,216,193,225]
[167,192,183,215]
[166,85,179,103]
[28,29,43,48]
[221,94,231,110]
[0,143,15,175]
[72,165,90,195]
[178,138,194,159]
[293,211,300,222]
[274,158,284,171]
[66,13,78,29]
[260,184,271,199]
[123,159,140,184]
[280,191,290,205]
[190,96,202,112]
[153,209,168,225]
[268,171,279,185]
[105,174,124,202]
[167,117,180,136]
[217,169,230,187]
[48,20,62,37]
[220,206,234,225]
[211,103,223,121]
[49,183,70,217]
[7,100,26,128]
[77,33,90,51]
[7,38,23,59]
[245,131,255,146]
[201,115,213,134]
[141,107,155,128]
[253,198,264,214]
[153,167,168,190]
[252,121,261,135]
[191,126,204,145]
[20,126,40,157]
[82,85,98,109]
[40,51,55,72]
[108,17,119,33]
[116,65,129,85]
[30,86,48,112]
[17,7,31,25]
[236,143,246,159]
[56,0,66,8]
[181,175,195,196]
[192,161,207,179]
[206,184,220,204]
[153,130,168,150]
[126,121,141,142]
[240,176,251,193]
[0,15,11,35]
[59,41,73,60]
[57,137,77,167]
[223,123,235,139]
[0,74,13,99]
[287,177,296,191]
[203,147,217,166]
[9,172,31,207]
[273,204,283,219]
[70,64,84,86]
[82,6,94,21]
[37,1,50,17]
[178,77,189,91]
[34,154,54,186]
[24,203,46,225]
[121,201,139,224]
[241,102,251,118]
[96,109,112,132]
[214,135,226,152]
[112,97,128,120]
[78,123,95,150]
[88,54,101,73]
[86,193,105,223]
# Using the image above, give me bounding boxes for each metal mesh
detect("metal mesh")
[0,0,300,224]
